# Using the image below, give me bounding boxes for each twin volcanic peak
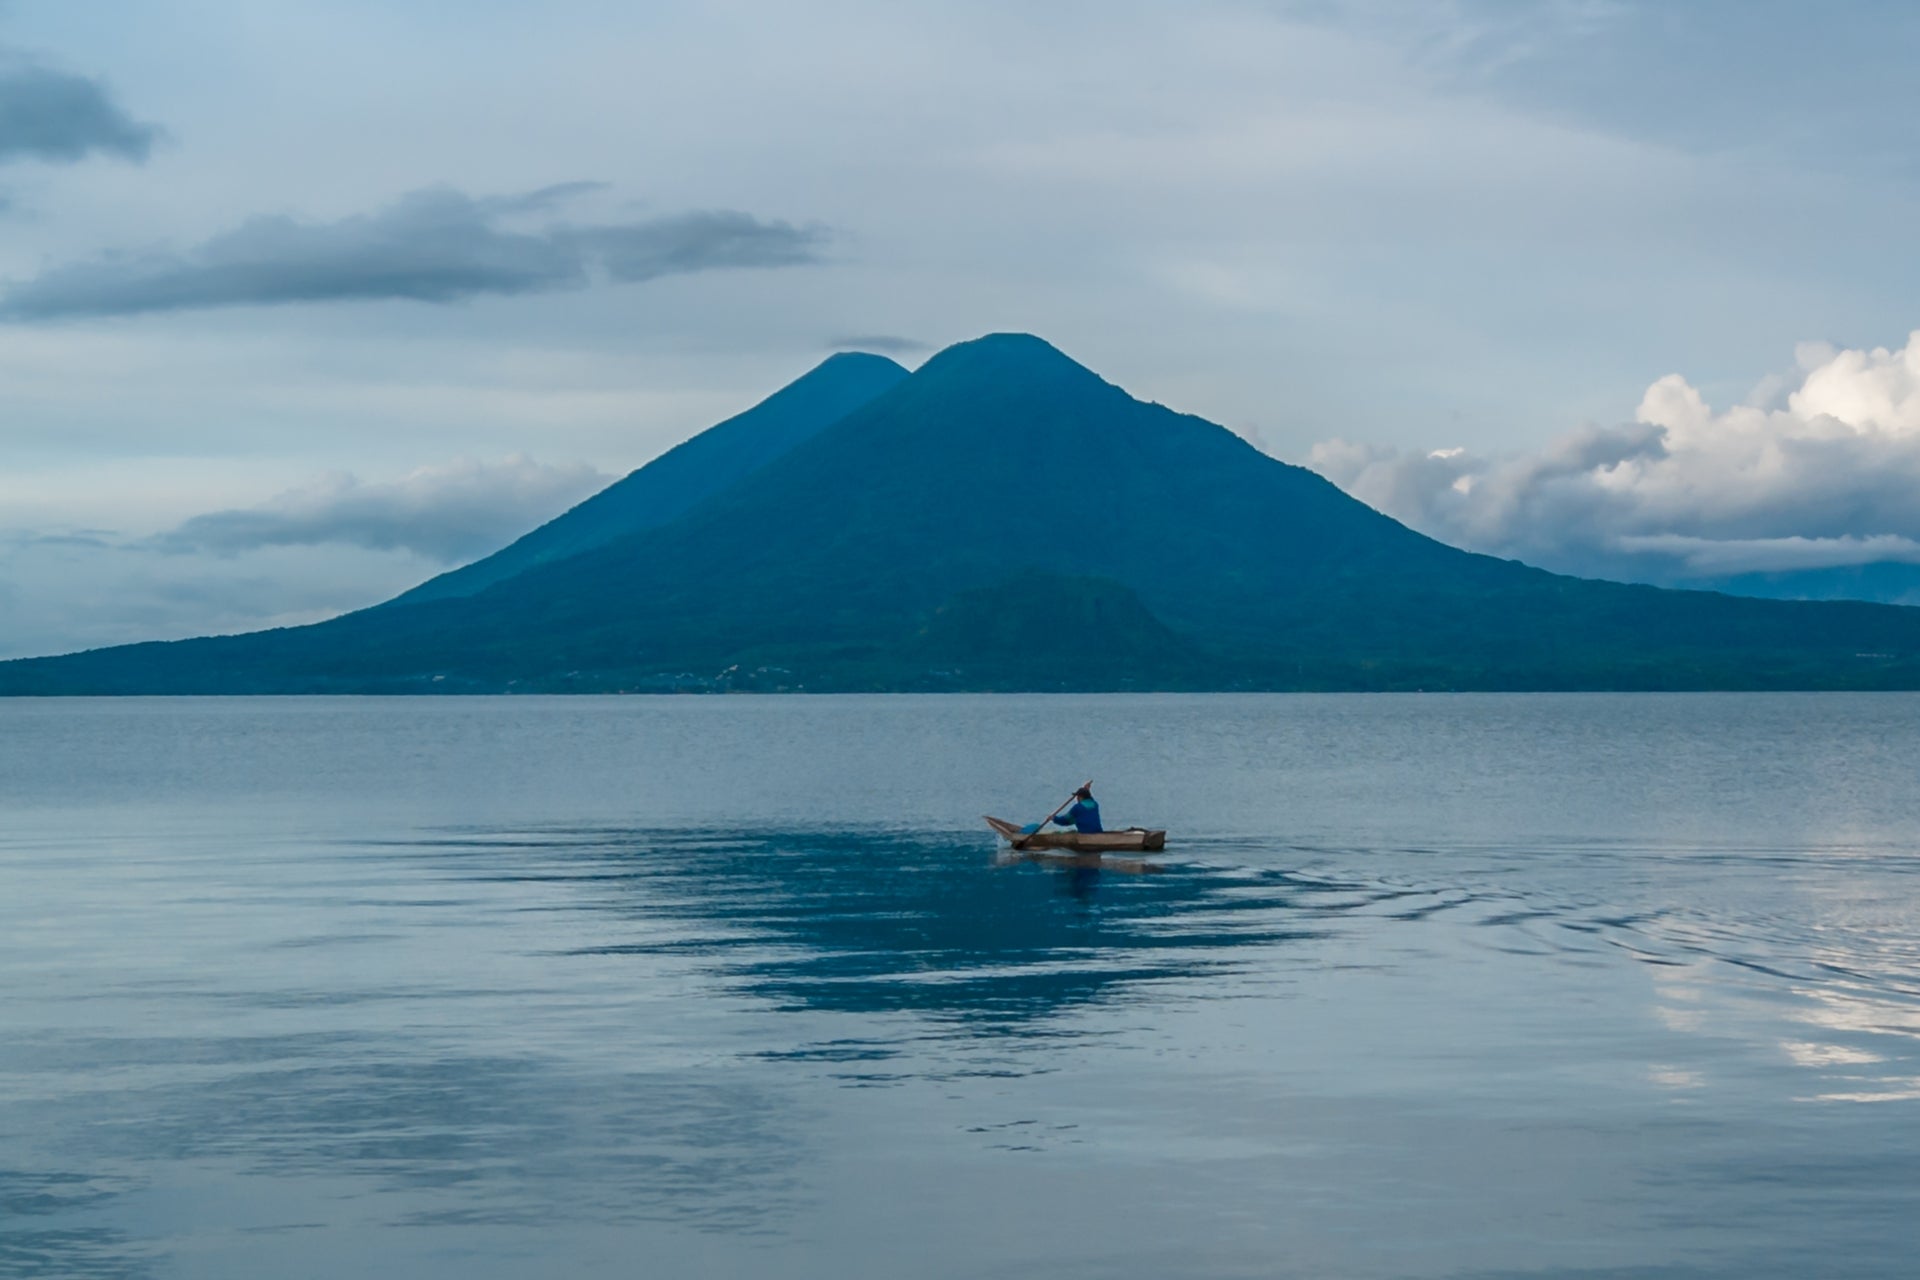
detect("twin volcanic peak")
[7,332,1920,693]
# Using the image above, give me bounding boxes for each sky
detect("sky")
[3,0,1920,657]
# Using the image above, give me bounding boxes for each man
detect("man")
[1050,785,1103,834]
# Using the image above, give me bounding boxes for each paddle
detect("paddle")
[1014,780,1092,851]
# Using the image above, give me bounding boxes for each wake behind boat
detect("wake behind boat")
[984,815,1168,853]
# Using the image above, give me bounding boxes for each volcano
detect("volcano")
[8,333,1920,692]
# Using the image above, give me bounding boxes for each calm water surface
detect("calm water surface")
[3,694,1918,1278]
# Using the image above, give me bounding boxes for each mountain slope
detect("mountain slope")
[391,350,908,605]
[7,333,1920,693]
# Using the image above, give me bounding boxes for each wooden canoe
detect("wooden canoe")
[984,815,1167,853]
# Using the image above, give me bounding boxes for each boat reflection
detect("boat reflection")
[991,848,1165,876]
[439,826,1336,1029]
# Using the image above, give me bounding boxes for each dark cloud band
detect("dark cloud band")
[0,185,828,319]
[576,211,824,282]
[0,58,159,164]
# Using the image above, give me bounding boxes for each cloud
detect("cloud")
[577,211,825,282]
[1308,330,1920,584]
[1612,534,1920,576]
[0,455,607,657]
[1279,1,1920,175]
[827,334,929,354]
[0,55,160,164]
[0,534,432,660]
[153,454,608,563]
[20,530,115,549]
[0,185,828,318]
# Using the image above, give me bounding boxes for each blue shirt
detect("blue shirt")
[1051,799,1103,833]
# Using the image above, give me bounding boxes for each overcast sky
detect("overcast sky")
[4,1,1920,657]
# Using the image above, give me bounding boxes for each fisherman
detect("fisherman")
[1050,784,1103,834]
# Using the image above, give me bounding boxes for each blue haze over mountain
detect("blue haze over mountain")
[6,333,1920,693]
[1671,563,1920,609]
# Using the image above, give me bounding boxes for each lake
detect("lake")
[3,694,1918,1279]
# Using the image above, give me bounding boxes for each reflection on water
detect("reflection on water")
[5,696,1920,1279]
[9,820,1920,1279]
[459,828,1330,1025]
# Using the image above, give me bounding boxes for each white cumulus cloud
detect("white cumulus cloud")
[1309,330,1920,587]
